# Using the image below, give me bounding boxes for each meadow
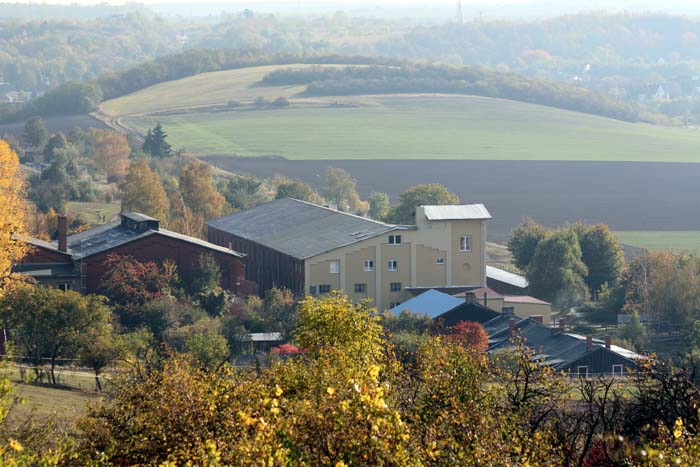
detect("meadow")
[614,231,700,252]
[101,64,700,163]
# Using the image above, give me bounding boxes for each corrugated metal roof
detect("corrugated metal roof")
[502,295,550,306]
[423,204,492,221]
[486,266,529,289]
[207,198,410,260]
[67,222,243,259]
[390,289,464,319]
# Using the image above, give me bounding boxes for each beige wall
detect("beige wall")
[415,244,447,287]
[309,260,341,294]
[305,209,489,310]
[504,300,553,324]
[476,296,505,312]
[345,245,377,302]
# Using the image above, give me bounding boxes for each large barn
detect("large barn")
[17,213,253,295]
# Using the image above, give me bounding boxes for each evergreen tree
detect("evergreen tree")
[142,123,172,158]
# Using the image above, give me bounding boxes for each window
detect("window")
[309,286,317,296]
[577,366,588,377]
[354,283,367,293]
[57,283,71,291]
[319,285,332,294]
[460,235,472,252]
[363,260,374,272]
[390,282,402,292]
[387,260,398,272]
[390,302,401,309]
[436,257,445,264]
[612,365,624,377]
[330,261,340,274]
[388,235,402,245]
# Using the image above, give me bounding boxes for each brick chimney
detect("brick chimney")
[605,336,612,350]
[57,215,68,253]
[465,292,475,304]
[586,335,593,350]
[509,318,515,338]
[531,315,543,325]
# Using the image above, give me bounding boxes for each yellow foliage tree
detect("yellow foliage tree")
[179,159,225,222]
[119,160,169,222]
[0,140,27,296]
[89,129,130,182]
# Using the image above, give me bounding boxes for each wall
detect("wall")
[503,300,552,324]
[450,220,486,287]
[345,245,377,303]
[380,242,412,308]
[208,226,303,295]
[20,244,72,264]
[563,348,637,376]
[415,244,447,286]
[81,233,246,295]
[309,259,342,294]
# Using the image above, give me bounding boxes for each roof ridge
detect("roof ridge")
[280,197,401,228]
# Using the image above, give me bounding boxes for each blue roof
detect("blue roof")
[390,289,464,319]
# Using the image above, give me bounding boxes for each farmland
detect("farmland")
[101,64,700,163]
[613,231,700,252]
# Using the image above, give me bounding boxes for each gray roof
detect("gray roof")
[423,204,492,221]
[23,237,71,255]
[67,221,243,260]
[485,315,643,370]
[486,266,529,289]
[121,212,158,222]
[206,198,412,260]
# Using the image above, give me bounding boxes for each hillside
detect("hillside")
[101,64,700,162]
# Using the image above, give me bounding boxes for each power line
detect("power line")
[457,0,463,25]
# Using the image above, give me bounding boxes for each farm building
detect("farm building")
[207,198,491,310]
[486,265,530,295]
[16,213,253,295]
[484,315,643,377]
[392,288,551,324]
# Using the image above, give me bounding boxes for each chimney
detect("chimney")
[531,315,543,325]
[57,215,68,253]
[586,335,593,350]
[558,318,566,331]
[509,318,515,338]
[483,291,488,307]
[605,335,612,350]
[465,292,475,304]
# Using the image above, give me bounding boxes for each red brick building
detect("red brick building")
[17,213,253,295]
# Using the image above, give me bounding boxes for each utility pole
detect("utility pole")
[457,0,463,25]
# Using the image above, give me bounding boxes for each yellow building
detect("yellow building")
[207,198,492,310]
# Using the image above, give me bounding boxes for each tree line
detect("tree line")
[262,64,657,123]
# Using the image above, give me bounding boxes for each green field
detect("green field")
[66,201,121,225]
[101,64,700,162]
[615,231,700,252]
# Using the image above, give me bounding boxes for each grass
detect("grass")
[66,201,121,225]
[120,95,700,162]
[101,63,700,162]
[614,231,700,252]
[486,242,518,272]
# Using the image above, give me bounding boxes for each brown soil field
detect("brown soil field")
[204,157,700,241]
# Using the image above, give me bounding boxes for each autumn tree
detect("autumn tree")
[120,159,170,222]
[0,283,113,384]
[450,321,489,353]
[0,140,27,296]
[179,159,225,221]
[89,128,130,182]
[275,178,314,202]
[322,166,367,214]
[22,116,48,148]
[387,183,459,224]
[527,228,589,307]
[368,191,391,221]
[508,218,547,271]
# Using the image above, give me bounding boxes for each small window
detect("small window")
[319,285,332,294]
[330,261,340,274]
[436,257,445,264]
[309,285,318,296]
[577,366,588,377]
[354,283,367,293]
[390,282,402,292]
[364,260,374,272]
[390,302,401,309]
[387,260,398,272]
[612,365,624,377]
[57,283,71,291]
[388,235,402,245]
[460,235,472,252]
